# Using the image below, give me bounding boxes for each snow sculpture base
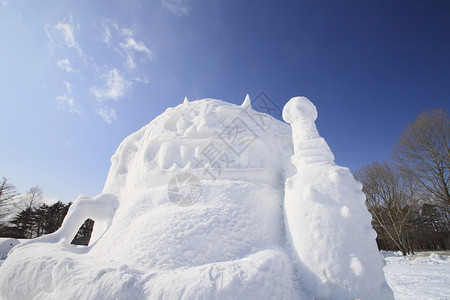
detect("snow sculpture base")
[0,97,392,299]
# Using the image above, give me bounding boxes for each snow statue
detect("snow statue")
[283,97,393,299]
[0,96,393,299]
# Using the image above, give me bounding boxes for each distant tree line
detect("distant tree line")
[354,109,450,255]
[1,200,70,239]
[0,180,93,245]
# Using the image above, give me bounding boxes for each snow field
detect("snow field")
[383,252,450,299]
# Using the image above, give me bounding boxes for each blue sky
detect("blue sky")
[1,0,449,203]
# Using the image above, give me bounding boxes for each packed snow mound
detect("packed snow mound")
[0,96,393,299]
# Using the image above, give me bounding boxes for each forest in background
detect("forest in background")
[354,109,449,255]
[0,183,93,245]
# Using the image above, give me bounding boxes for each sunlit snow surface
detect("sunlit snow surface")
[0,97,394,299]
[383,252,450,300]
[0,251,447,299]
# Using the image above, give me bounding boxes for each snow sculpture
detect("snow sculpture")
[0,96,393,299]
[283,97,393,299]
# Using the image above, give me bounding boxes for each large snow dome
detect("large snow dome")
[0,96,393,299]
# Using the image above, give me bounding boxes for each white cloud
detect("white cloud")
[54,23,79,50]
[102,27,112,45]
[53,81,82,115]
[120,38,152,57]
[45,15,84,59]
[97,107,117,124]
[55,94,81,115]
[120,27,134,38]
[57,58,76,73]
[2,0,8,7]
[63,81,73,94]
[120,37,152,69]
[101,19,120,45]
[123,53,134,70]
[102,20,152,70]
[162,0,190,16]
[47,16,153,122]
[101,19,117,46]
[91,68,132,123]
[91,69,131,101]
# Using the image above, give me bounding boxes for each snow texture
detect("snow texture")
[0,96,393,299]
[383,251,450,299]
[0,238,20,259]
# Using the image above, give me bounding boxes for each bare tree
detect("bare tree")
[354,161,419,255]
[22,186,44,210]
[393,109,450,213]
[0,177,17,219]
[12,186,44,238]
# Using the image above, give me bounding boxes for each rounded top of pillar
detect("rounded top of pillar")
[282,96,317,124]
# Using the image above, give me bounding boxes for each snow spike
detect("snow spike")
[241,94,251,109]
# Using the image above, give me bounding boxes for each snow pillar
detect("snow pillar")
[282,97,393,299]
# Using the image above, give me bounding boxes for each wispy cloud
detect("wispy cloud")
[162,0,190,16]
[54,23,82,55]
[45,15,84,59]
[1,0,8,7]
[91,69,131,101]
[63,81,73,94]
[55,81,81,115]
[102,20,152,70]
[91,68,134,123]
[120,38,152,69]
[120,27,134,38]
[47,16,152,123]
[120,38,152,56]
[55,94,81,115]
[101,19,117,46]
[57,58,76,73]
[97,107,117,124]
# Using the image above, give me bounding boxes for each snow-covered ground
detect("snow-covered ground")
[383,252,450,300]
[0,251,448,299]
